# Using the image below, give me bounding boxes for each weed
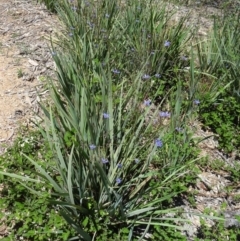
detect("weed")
[0,129,74,240]
[17,69,24,78]
[195,218,240,241]
[200,95,240,154]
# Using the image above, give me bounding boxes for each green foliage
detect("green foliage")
[4,0,240,240]
[199,94,240,153]
[196,11,240,154]
[12,0,202,240]
[37,0,58,12]
[17,69,24,78]
[195,218,240,241]
[152,225,186,241]
[55,0,192,98]
[0,129,73,240]
[225,161,240,184]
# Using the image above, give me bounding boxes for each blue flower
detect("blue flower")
[117,163,122,168]
[155,73,161,78]
[159,111,171,118]
[51,51,57,56]
[164,40,171,47]
[69,32,73,37]
[103,113,110,119]
[89,144,96,150]
[142,74,151,80]
[116,177,122,184]
[193,99,200,105]
[101,158,109,164]
[112,69,120,74]
[144,99,151,107]
[155,138,163,148]
[105,13,110,18]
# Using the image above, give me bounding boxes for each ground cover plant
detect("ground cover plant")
[1,0,240,240]
[0,128,74,240]
[196,11,240,154]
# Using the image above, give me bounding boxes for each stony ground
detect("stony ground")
[0,0,239,240]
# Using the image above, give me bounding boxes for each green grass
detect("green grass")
[0,0,240,240]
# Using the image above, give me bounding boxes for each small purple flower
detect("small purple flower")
[155,138,163,148]
[135,19,140,23]
[142,74,151,80]
[112,69,120,74]
[89,144,96,150]
[193,99,200,105]
[69,32,73,37]
[151,51,155,55]
[105,13,110,18]
[159,111,171,118]
[101,158,109,164]
[103,113,110,119]
[164,40,171,47]
[116,177,122,184]
[117,163,122,168]
[155,73,161,78]
[135,159,140,164]
[144,99,151,107]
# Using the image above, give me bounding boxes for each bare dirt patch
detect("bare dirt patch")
[166,2,223,36]
[0,0,58,154]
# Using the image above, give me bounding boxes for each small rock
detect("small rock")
[28,58,39,66]
[224,210,240,228]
